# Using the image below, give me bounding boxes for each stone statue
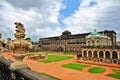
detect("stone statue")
[6,38,14,50]
[10,22,32,69]
[0,34,4,56]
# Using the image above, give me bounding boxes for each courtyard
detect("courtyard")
[2,51,120,80]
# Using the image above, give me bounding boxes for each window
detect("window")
[92,41,95,46]
[88,41,90,46]
[96,40,100,46]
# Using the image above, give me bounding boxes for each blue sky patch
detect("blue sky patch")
[59,0,81,28]
[60,0,81,18]
[0,5,3,10]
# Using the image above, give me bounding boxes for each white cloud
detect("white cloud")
[63,0,120,40]
[0,0,63,41]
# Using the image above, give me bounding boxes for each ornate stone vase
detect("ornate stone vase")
[10,22,32,69]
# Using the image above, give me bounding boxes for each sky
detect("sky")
[0,0,120,41]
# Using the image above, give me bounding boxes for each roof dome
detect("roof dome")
[62,30,71,36]
[86,29,110,39]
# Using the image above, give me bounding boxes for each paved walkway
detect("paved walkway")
[2,51,119,80]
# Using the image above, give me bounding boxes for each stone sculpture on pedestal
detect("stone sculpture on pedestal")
[10,22,32,69]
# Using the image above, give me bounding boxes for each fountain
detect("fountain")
[10,22,32,69]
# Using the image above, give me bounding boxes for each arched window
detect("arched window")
[96,40,100,46]
[88,51,92,57]
[94,51,97,58]
[88,41,90,46]
[83,51,87,57]
[112,51,118,59]
[92,41,95,46]
[99,51,104,58]
[105,51,110,59]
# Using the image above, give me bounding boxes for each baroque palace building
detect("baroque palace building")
[40,29,120,64]
[40,29,116,52]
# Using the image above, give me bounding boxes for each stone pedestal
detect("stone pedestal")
[11,54,27,69]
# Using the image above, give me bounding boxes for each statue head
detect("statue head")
[15,22,24,28]
[7,38,11,41]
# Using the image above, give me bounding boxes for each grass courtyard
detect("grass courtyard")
[62,63,89,71]
[40,55,73,63]
[88,67,106,74]
[27,52,120,79]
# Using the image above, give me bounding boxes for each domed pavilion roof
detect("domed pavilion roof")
[86,29,110,39]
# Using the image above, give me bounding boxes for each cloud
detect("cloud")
[0,0,63,41]
[63,0,120,40]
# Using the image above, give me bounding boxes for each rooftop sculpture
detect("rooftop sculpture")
[10,22,32,69]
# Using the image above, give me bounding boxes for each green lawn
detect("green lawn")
[40,55,73,63]
[106,69,120,79]
[62,63,89,71]
[88,67,106,74]
[63,52,76,54]
[41,73,61,80]
[112,69,120,74]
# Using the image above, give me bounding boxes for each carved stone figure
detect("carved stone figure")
[0,34,4,56]
[6,38,14,50]
[10,22,32,69]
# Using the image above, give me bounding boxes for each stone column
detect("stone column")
[118,51,120,64]
[103,51,106,59]
[86,50,88,57]
[92,51,93,58]
[110,51,112,59]
[82,50,84,58]
[117,51,120,59]
[97,51,99,58]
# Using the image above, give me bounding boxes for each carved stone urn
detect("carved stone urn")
[10,22,32,69]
